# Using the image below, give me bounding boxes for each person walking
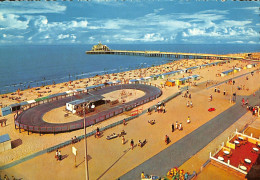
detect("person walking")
[186,101,190,107]
[175,121,178,129]
[172,123,174,132]
[130,139,134,150]
[242,98,245,106]
[187,116,191,123]
[223,89,226,95]
[55,150,59,161]
[58,151,61,161]
[190,101,193,108]
[122,136,125,145]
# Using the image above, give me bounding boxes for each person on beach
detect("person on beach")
[130,139,134,150]
[246,98,249,105]
[179,123,183,130]
[190,101,193,108]
[223,89,226,95]
[187,116,191,123]
[187,101,190,107]
[165,135,170,145]
[242,98,245,106]
[175,121,178,129]
[122,136,125,145]
[55,150,59,161]
[172,123,174,132]
[58,151,62,161]
[189,94,191,99]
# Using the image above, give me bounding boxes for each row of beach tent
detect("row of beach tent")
[1,60,234,117]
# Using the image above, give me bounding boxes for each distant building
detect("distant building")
[91,42,110,51]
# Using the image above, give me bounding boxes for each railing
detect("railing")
[14,84,162,134]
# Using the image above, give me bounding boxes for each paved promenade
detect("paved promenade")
[120,91,259,179]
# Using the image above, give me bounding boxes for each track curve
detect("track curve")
[15,84,161,133]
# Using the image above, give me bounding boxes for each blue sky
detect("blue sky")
[0,1,259,45]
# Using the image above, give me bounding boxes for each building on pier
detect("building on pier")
[91,42,110,51]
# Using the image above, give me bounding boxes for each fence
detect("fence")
[14,84,162,134]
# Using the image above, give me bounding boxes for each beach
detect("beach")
[0,53,260,179]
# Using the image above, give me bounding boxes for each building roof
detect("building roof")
[67,95,104,106]
[0,134,10,143]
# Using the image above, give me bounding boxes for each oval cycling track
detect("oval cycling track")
[15,84,161,133]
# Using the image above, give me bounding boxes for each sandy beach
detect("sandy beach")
[0,53,259,179]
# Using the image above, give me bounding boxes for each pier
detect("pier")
[86,43,243,60]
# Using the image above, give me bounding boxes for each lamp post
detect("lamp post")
[230,65,234,103]
[83,103,89,180]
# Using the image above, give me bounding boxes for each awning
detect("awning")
[19,101,28,106]
[27,100,36,104]
[0,134,10,143]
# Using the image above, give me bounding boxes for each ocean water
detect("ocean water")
[0,44,259,94]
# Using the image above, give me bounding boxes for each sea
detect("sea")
[0,44,259,94]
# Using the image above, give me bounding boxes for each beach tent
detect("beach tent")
[161,73,169,79]
[0,106,12,116]
[0,134,11,153]
[18,101,28,108]
[152,75,160,80]
[10,103,21,112]
[191,75,200,80]
[129,79,138,84]
[65,90,74,96]
[27,100,36,104]
[221,69,233,77]
[179,77,187,84]
[247,64,253,69]
[144,77,151,82]
[175,79,181,86]
[165,80,175,87]
[104,81,113,86]
[234,67,241,73]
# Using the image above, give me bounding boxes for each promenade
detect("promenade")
[120,91,259,179]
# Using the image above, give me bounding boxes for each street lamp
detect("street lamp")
[83,103,89,180]
[230,65,235,103]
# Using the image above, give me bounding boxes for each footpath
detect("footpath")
[120,90,260,179]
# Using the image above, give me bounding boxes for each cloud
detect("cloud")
[0,13,30,30]
[1,33,24,39]
[142,33,164,42]
[57,34,77,40]
[0,2,66,14]
[237,7,259,14]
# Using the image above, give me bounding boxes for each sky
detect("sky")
[0,0,259,45]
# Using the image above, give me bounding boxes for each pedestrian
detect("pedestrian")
[187,116,191,123]
[246,98,249,105]
[190,101,193,108]
[242,98,245,106]
[186,89,189,94]
[55,150,59,161]
[130,139,134,150]
[223,89,226,95]
[189,94,191,99]
[58,151,62,160]
[175,121,178,129]
[214,87,216,92]
[122,136,125,145]
[179,123,183,130]
[172,123,174,132]
[186,101,190,107]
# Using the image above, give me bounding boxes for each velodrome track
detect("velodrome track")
[15,84,161,133]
